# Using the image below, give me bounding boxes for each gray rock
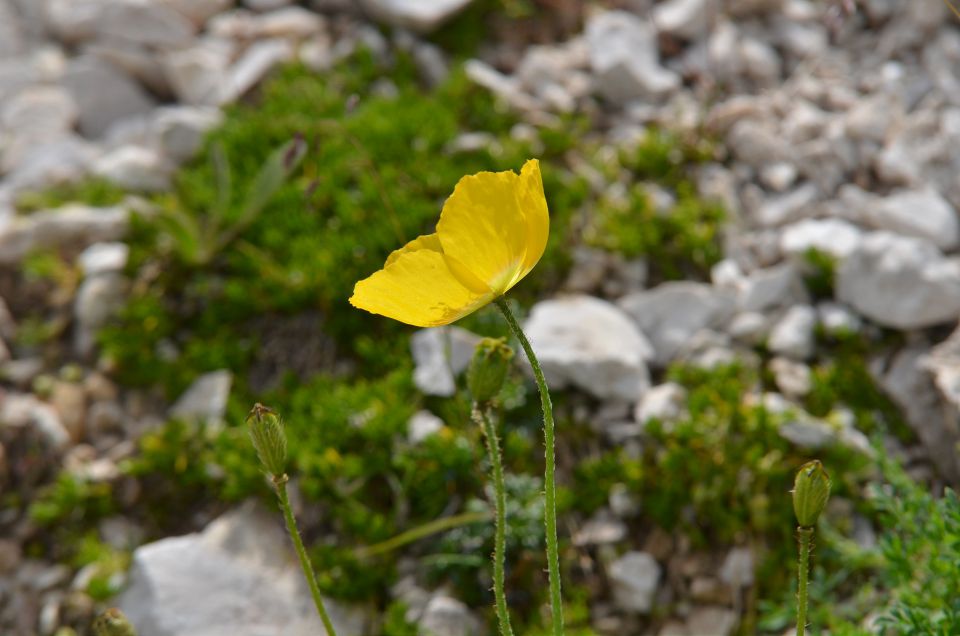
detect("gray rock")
[418,595,481,636]
[618,282,736,366]
[162,38,235,106]
[220,38,294,104]
[608,551,661,614]
[719,547,754,588]
[411,326,481,397]
[0,0,24,59]
[2,135,98,194]
[779,218,863,261]
[78,242,129,276]
[726,0,783,16]
[464,60,539,112]
[245,0,293,10]
[740,263,810,312]
[97,0,196,48]
[0,204,129,265]
[524,295,653,402]
[769,357,812,399]
[634,382,687,426]
[0,85,78,139]
[74,272,128,357]
[118,502,369,636]
[408,410,444,444]
[161,0,234,26]
[653,0,708,39]
[358,0,473,34]
[573,512,627,546]
[727,311,770,345]
[817,301,861,335]
[586,11,680,104]
[93,145,173,192]
[168,370,233,424]
[866,187,960,252]
[879,346,960,482]
[837,232,960,330]
[61,55,156,138]
[685,607,738,636]
[751,183,819,227]
[768,305,817,360]
[0,393,71,451]
[87,37,173,97]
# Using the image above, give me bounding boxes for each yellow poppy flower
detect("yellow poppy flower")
[349,159,549,327]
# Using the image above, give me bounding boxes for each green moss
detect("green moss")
[14,178,127,213]
[586,131,725,281]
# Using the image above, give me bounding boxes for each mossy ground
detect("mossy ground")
[22,42,960,636]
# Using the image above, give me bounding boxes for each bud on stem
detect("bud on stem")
[792,460,831,528]
[467,337,514,404]
[247,403,288,477]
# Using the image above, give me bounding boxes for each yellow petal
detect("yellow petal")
[514,159,549,284]
[436,168,530,295]
[385,233,443,267]
[350,249,494,327]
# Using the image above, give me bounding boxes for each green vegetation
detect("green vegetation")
[19,38,960,636]
[585,131,726,280]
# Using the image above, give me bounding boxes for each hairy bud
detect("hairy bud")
[247,403,288,477]
[792,460,831,528]
[467,338,514,404]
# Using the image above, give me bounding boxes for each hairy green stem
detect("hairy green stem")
[796,526,814,636]
[494,297,564,636]
[473,405,516,636]
[274,475,339,636]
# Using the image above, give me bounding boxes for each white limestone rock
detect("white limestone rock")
[608,551,661,614]
[586,11,680,104]
[407,410,444,444]
[60,55,156,138]
[837,232,960,330]
[634,382,687,426]
[779,218,864,261]
[118,503,369,636]
[418,595,481,636]
[411,326,481,397]
[93,145,173,192]
[866,187,960,252]
[767,305,817,360]
[524,295,653,401]
[358,0,473,34]
[0,204,128,265]
[168,370,233,424]
[618,282,736,367]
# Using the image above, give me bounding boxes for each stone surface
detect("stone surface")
[653,0,708,40]
[358,0,473,34]
[524,295,653,401]
[151,106,223,161]
[93,145,173,192]
[418,595,481,636]
[865,187,960,251]
[117,503,369,636]
[739,263,809,312]
[634,382,687,426]
[618,282,736,366]
[0,204,129,265]
[74,272,128,356]
[408,410,444,444]
[168,370,233,424]
[837,232,960,330]
[220,38,294,104]
[767,305,817,360]
[410,326,481,397]
[586,11,680,104]
[608,551,661,614]
[719,547,754,588]
[78,242,130,276]
[60,55,157,138]
[779,218,863,261]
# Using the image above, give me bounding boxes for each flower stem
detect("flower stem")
[274,475,339,636]
[796,526,814,636]
[494,297,564,636]
[473,404,516,636]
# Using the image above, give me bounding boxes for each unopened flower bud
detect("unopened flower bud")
[792,460,831,528]
[93,609,137,636]
[467,337,514,404]
[247,403,287,477]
